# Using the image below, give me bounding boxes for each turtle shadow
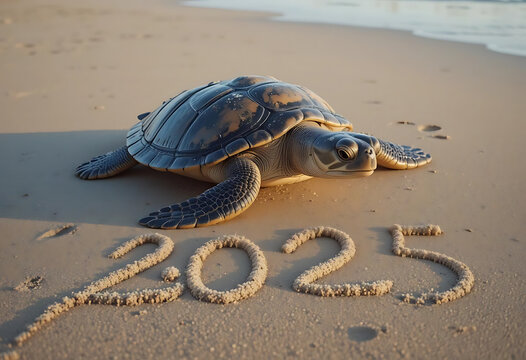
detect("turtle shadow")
[0,130,209,227]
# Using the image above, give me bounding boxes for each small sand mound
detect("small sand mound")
[36,224,77,241]
[14,276,43,291]
[282,226,393,297]
[161,266,181,282]
[390,224,475,305]
[186,235,268,304]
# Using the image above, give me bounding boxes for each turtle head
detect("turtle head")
[290,127,378,178]
[312,132,377,177]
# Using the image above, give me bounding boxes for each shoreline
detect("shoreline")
[182,0,526,58]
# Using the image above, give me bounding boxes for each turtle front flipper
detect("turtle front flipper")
[76,146,137,180]
[139,157,261,229]
[375,139,431,170]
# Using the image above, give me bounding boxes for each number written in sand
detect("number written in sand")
[390,224,475,305]
[186,235,268,304]
[6,226,475,358]
[281,227,393,297]
[13,234,185,347]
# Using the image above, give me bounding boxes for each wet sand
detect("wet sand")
[0,0,525,358]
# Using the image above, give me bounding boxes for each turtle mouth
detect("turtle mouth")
[312,152,376,178]
[326,169,374,177]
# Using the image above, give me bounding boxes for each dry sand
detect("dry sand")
[0,0,525,358]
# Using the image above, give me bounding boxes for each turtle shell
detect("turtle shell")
[126,75,352,171]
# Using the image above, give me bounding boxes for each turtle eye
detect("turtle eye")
[336,138,358,161]
[337,148,355,161]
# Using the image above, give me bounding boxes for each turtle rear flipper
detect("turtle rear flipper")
[76,146,137,180]
[139,157,261,229]
[137,112,150,120]
[376,139,431,170]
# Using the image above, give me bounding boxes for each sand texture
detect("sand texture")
[10,233,183,348]
[0,0,525,358]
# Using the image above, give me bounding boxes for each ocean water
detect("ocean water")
[183,0,526,57]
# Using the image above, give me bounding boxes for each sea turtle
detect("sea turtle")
[76,75,431,229]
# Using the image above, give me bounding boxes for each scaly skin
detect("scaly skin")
[139,157,261,229]
[375,139,432,169]
[75,146,137,180]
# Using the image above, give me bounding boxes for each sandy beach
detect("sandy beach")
[1,0,525,358]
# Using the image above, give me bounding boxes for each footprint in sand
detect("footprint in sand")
[14,276,43,292]
[431,134,451,140]
[347,325,383,342]
[416,124,451,140]
[396,121,416,126]
[36,224,78,241]
[418,124,442,132]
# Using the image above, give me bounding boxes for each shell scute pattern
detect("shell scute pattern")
[142,85,206,142]
[134,145,158,166]
[248,83,314,111]
[152,102,197,149]
[245,129,273,148]
[264,109,304,138]
[149,152,173,171]
[177,92,265,152]
[127,76,345,170]
[188,84,233,111]
[227,75,278,88]
[126,122,143,147]
[300,86,335,113]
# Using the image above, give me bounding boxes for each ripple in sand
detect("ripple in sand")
[36,224,77,241]
[390,224,475,305]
